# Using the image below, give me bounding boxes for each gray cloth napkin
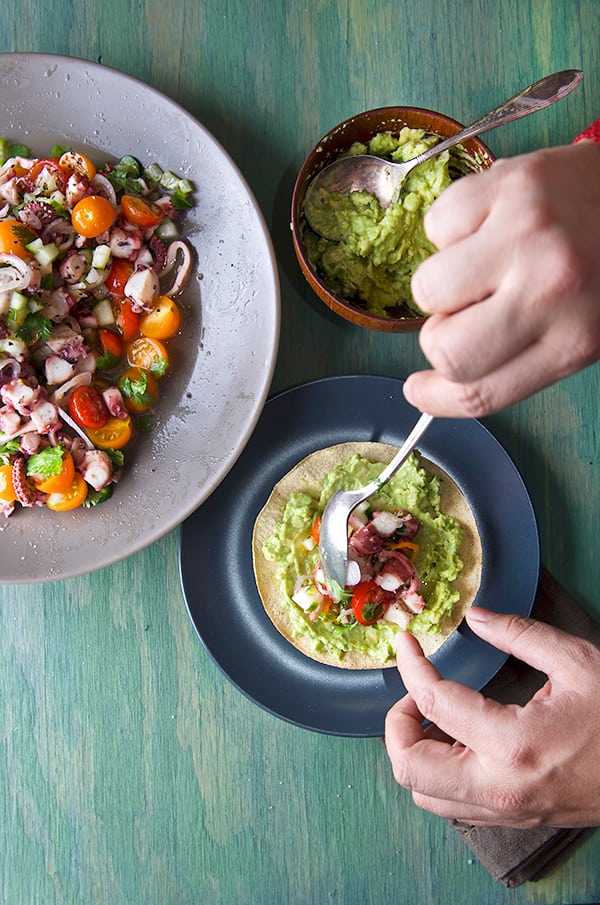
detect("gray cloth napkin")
[450,567,600,887]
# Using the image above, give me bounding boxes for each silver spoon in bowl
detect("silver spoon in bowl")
[319,412,434,602]
[304,69,583,240]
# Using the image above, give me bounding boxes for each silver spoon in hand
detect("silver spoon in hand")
[304,69,583,239]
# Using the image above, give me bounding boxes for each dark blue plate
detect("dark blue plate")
[179,376,540,737]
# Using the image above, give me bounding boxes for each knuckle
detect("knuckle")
[384,741,420,791]
[567,637,600,675]
[450,382,497,418]
[411,684,437,721]
[488,784,540,821]
[390,758,418,790]
[502,736,540,772]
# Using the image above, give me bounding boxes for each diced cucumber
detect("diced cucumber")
[91,244,111,270]
[155,218,179,240]
[144,162,164,184]
[9,291,28,310]
[27,297,44,313]
[93,298,115,326]
[6,307,26,329]
[25,238,44,255]
[25,238,60,267]
[36,243,60,267]
[159,170,179,191]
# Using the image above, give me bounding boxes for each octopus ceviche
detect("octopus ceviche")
[0,138,195,518]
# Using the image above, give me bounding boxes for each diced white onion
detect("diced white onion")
[345,560,361,587]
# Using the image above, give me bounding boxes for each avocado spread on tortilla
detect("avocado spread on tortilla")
[252,442,482,669]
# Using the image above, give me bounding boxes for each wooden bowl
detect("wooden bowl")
[291,106,495,333]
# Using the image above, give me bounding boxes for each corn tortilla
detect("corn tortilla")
[252,442,482,669]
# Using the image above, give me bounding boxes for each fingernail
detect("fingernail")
[467,606,494,622]
[403,380,416,407]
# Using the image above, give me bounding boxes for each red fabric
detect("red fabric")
[573,118,600,144]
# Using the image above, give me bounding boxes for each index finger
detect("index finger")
[422,163,498,249]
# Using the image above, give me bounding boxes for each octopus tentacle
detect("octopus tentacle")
[11,456,39,508]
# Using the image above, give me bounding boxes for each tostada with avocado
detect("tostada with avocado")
[252,442,482,669]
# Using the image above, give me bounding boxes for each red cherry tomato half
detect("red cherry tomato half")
[351,580,385,626]
[121,195,163,228]
[68,385,110,430]
[105,259,134,295]
[98,328,124,360]
[116,298,140,342]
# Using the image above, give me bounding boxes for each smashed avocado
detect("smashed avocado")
[262,451,464,663]
[304,128,452,317]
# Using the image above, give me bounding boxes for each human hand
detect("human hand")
[404,140,600,417]
[384,607,600,827]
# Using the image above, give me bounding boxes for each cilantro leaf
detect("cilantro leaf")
[96,350,121,372]
[0,439,20,464]
[148,357,169,378]
[171,189,193,210]
[120,370,153,407]
[104,449,125,469]
[136,414,155,433]
[0,138,31,164]
[17,312,52,344]
[26,445,65,478]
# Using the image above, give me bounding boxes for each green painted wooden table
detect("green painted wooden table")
[1,2,599,903]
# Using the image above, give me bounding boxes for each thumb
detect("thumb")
[466,607,591,682]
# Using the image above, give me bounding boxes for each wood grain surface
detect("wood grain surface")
[1,2,599,903]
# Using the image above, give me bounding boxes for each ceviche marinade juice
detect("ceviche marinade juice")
[0,140,195,518]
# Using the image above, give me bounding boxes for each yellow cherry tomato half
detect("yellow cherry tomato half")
[71,195,116,238]
[46,473,89,511]
[58,150,97,180]
[139,296,181,340]
[86,415,133,450]
[0,464,17,503]
[121,194,163,228]
[32,450,76,494]
[0,219,36,259]
[126,336,170,376]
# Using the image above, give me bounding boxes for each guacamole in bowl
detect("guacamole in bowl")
[291,105,494,332]
[304,128,450,318]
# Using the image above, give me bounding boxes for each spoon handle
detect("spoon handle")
[409,69,583,168]
[350,412,434,504]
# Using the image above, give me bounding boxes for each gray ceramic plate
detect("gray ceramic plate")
[0,53,280,583]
